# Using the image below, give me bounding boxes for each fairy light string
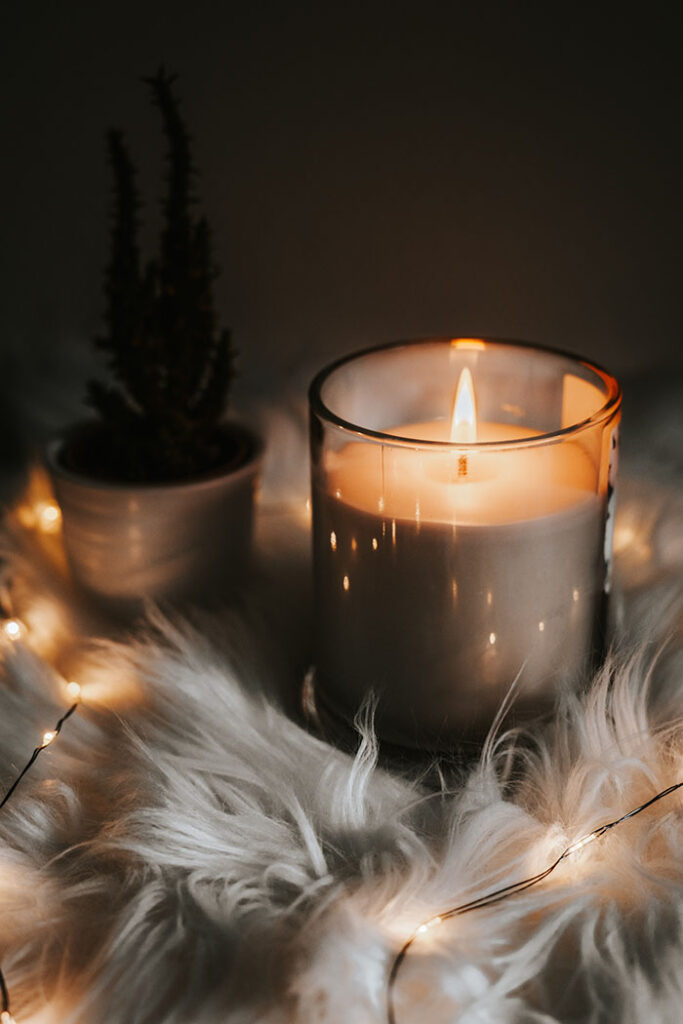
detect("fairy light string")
[0,975,12,1024]
[1,607,82,1024]
[0,502,682,1023]
[0,702,80,813]
[387,779,683,1024]
[2,604,683,1024]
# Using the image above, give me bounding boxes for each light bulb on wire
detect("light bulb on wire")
[2,573,683,1024]
[387,779,683,1024]
[2,619,26,643]
[66,681,82,701]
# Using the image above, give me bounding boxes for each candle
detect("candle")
[309,339,621,750]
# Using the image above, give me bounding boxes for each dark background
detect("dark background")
[1,1,681,453]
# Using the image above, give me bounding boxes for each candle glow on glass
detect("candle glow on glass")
[311,337,621,748]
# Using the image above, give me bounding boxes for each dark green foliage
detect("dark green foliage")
[85,70,237,482]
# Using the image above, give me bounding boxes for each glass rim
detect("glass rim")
[308,337,622,450]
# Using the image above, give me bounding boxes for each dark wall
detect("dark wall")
[2,2,681,437]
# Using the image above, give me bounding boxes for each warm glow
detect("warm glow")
[450,338,486,350]
[613,514,652,565]
[66,681,82,700]
[74,665,143,708]
[41,731,56,747]
[342,575,350,592]
[416,914,444,937]
[294,496,313,527]
[21,596,68,661]
[565,830,599,856]
[502,402,524,417]
[16,504,37,528]
[2,618,26,642]
[614,521,637,552]
[450,367,478,443]
[17,499,62,535]
[14,999,64,1023]
[36,501,62,534]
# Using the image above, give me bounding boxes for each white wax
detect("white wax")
[313,418,606,748]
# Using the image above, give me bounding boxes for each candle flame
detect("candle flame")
[450,367,478,443]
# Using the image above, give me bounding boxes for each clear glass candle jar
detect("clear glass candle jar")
[309,338,621,750]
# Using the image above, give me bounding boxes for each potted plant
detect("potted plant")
[45,70,261,609]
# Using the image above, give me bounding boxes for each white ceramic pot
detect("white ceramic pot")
[45,426,262,610]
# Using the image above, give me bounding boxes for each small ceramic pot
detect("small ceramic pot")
[45,425,262,610]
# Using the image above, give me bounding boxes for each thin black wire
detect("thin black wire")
[0,967,10,1016]
[0,701,681,1023]
[0,701,80,1017]
[387,780,683,1024]
[0,703,78,812]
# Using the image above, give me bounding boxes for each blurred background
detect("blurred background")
[1,1,681,470]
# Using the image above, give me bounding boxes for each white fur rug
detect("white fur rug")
[1,382,682,1024]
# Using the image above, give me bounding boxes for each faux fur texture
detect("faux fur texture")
[1,383,682,1024]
